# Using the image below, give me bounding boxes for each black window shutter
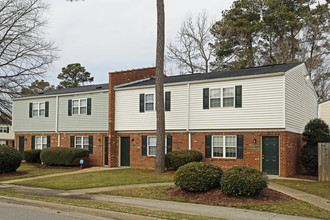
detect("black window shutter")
[45,101,49,117]
[68,100,72,116]
[87,98,92,115]
[47,136,50,148]
[6,140,8,146]
[89,136,93,154]
[205,135,211,158]
[142,135,147,156]
[31,136,35,150]
[167,135,172,153]
[165,91,171,111]
[237,135,244,159]
[70,136,75,147]
[203,88,209,109]
[6,127,9,133]
[139,94,145,113]
[29,103,33,118]
[235,86,242,108]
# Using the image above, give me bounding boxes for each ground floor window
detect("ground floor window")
[212,135,237,158]
[35,136,48,150]
[147,136,167,156]
[75,136,89,149]
[0,140,6,145]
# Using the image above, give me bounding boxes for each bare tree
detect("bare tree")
[167,11,214,74]
[155,0,165,173]
[0,0,57,114]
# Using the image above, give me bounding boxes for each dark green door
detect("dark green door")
[262,136,279,175]
[120,137,130,166]
[19,136,24,153]
[104,137,109,166]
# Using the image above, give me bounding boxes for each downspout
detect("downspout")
[55,95,60,146]
[187,83,191,150]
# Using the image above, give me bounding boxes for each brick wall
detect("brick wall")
[117,131,303,177]
[108,67,156,167]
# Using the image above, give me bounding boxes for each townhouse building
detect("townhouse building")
[0,115,14,147]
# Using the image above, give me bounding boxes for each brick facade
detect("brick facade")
[117,131,303,177]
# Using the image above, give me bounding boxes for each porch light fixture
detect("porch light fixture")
[253,138,256,143]
[304,74,310,81]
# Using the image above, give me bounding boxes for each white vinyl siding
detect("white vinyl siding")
[285,64,318,133]
[0,124,14,140]
[319,102,330,126]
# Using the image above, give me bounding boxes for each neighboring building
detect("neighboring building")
[113,63,317,177]
[318,100,330,126]
[0,114,14,147]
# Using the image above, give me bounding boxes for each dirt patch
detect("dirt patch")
[165,187,294,206]
[29,163,79,170]
[0,171,28,178]
[290,174,318,181]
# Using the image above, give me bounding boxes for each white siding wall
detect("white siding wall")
[0,124,14,140]
[58,92,108,132]
[319,102,330,126]
[115,75,285,131]
[285,64,318,133]
[13,97,56,132]
[115,85,188,131]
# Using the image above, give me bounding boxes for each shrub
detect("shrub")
[174,162,223,192]
[40,147,89,166]
[23,149,42,163]
[0,145,22,173]
[300,118,330,176]
[165,150,203,170]
[220,166,268,197]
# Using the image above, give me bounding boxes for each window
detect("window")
[72,99,87,115]
[0,140,6,145]
[210,88,221,108]
[145,94,154,111]
[223,87,234,107]
[35,136,47,150]
[0,127,8,133]
[32,102,45,116]
[75,136,89,149]
[147,136,167,156]
[212,135,236,158]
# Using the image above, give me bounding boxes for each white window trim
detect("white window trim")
[145,94,155,111]
[209,87,221,108]
[222,87,235,108]
[72,98,87,115]
[211,135,237,159]
[35,136,47,150]
[147,135,167,156]
[75,136,89,149]
[32,102,45,117]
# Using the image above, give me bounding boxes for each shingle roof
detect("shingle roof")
[116,63,302,89]
[19,83,109,98]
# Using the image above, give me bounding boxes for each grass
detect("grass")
[271,179,330,200]
[15,168,174,190]
[0,190,223,220]
[0,163,76,182]
[101,186,330,219]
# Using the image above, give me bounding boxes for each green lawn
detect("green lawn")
[0,163,76,182]
[271,179,330,200]
[15,168,174,190]
[101,186,330,219]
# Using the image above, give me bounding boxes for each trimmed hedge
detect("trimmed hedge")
[174,162,223,192]
[0,145,22,173]
[23,149,42,163]
[220,166,268,197]
[165,150,203,170]
[40,147,89,166]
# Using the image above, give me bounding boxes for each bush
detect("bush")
[174,162,223,192]
[23,149,42,163]
[301,118,330,176]
[40,147,89,166]
[165,150,203,170]
[220,166,268,197]
[0,145,22,173]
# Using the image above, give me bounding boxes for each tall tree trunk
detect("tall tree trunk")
[155,0,165,173]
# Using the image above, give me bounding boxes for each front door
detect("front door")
[120,137,130,166]
[104,136,109,166]
[262,136,279,175]
[19,136,24,153]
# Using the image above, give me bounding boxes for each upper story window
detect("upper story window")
[35,136,48,150]
[75,136,89,149]
[210,88,221,108]
[203,86,241,109]
[32,102,45,116]
[145,94,154,111]
[0,127,9,133]
[212,135,237,158]
[139,92,171,113]
[223,87,234,107]
[73,98,87,115]
[147,136,167,156]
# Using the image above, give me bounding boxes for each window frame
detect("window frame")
[222,87,235,108]
[0,127,7,133]
[75,136,89,149]
[145,94,155,111]
[147,135,167,156]
[72,98,87,115]
[0,140,6,145]
[32,102,45,117]
[209,88,221,108]
[212,135,237,159]
[35,136,48,150]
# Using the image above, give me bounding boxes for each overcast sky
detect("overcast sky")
[44,0,234,85]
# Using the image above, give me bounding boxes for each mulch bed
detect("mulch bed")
[165,187,294,206]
